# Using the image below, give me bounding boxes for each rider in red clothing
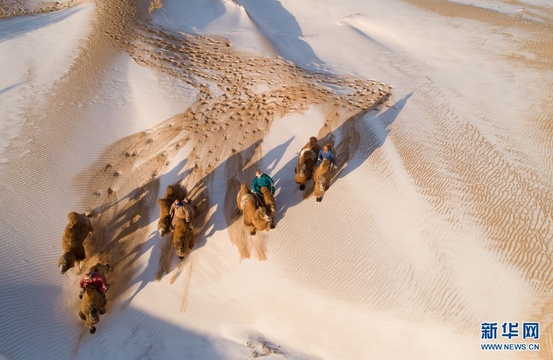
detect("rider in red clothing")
[79,272,110,298]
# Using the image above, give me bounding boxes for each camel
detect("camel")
[78,263,110,334]
[236,183,250,212]
[313,158,332,202]
[240,193,271,235]
[260,186,276,229]
[58,212,94,274]
[157,184,186,236]
[294,148,317,190]
[172,218,195,260]
[170,201,196,228]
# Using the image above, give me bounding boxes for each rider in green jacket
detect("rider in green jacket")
[252,170,275,197]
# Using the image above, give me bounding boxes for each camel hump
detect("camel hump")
[303,137,318,150]
[67,212,81,224]
[165,184,185,200]
[300,148,315,159]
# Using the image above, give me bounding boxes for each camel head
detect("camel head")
[265,200,276,218]
[318,177,326,191]
[255,208,272,231]
[87,304,101,325]
[83,302,101,333]
[174,232,191,260]
[173,220,192,260]
[314,173,327,202]
[175,240,188,260]
[158,216,171,237]
[261,209,271,222]
[299,162,307,177]
[58,252,76,274]
[67,211,81,225]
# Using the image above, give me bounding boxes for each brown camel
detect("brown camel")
[172,218,195,260]
[294,148,317,190]
[58,212,94,274]
[157,184,185,236]
[240,193,271,235]
[260,186,276,229]
[78,263,110,334]
[313,158,332,202]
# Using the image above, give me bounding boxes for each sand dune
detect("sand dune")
[1,0,552,359]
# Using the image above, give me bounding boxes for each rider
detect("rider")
[251,170,275,205]
[316,144,337,170]
[79,271,110,299]
[170,198,194,230]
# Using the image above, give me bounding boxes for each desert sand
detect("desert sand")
[0,0,552,359]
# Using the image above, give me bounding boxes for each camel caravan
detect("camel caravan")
[233,136,337,234]
[58,135,337,334]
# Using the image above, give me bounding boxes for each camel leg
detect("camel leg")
[270,219,275,229]
[78,311,86,321]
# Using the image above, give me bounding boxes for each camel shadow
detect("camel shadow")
[81,157,194,298]
[153,0,226,34]
[258,92,410,219]
[197,139,265,239]
[333,92,412,181]
[0,6,84,43]
[0,284,224,359]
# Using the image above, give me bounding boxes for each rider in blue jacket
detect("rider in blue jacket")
[316,144,336,168]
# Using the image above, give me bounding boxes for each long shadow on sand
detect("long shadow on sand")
[0,6,85,43]
[333,92,412,181]
[236,0,326,72]
[0,282,220,359]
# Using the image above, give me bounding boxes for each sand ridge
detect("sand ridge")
[10,0,392,323]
